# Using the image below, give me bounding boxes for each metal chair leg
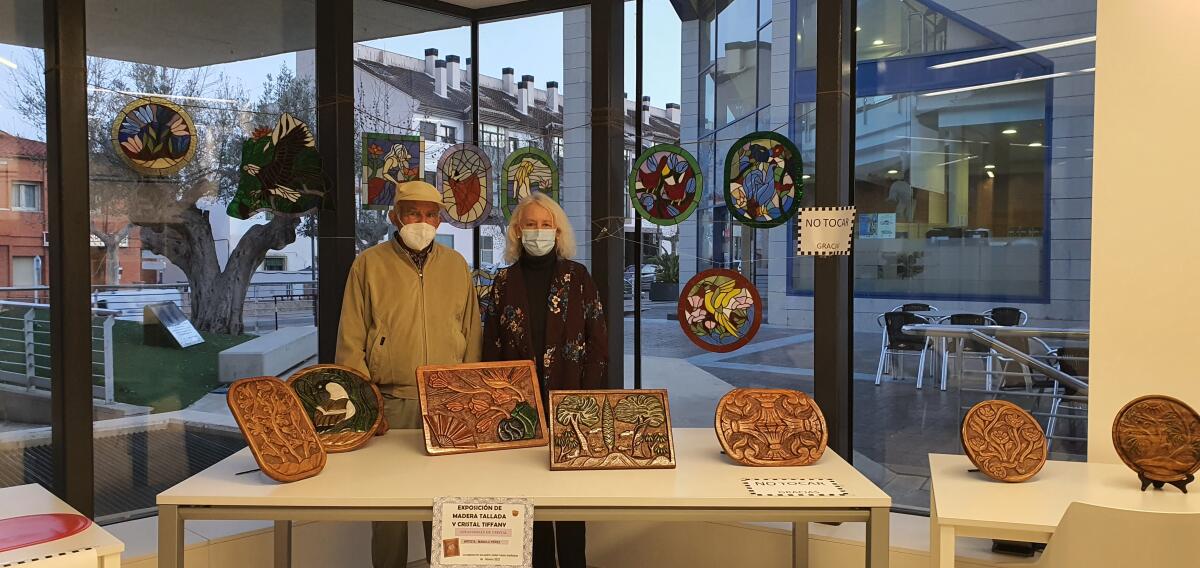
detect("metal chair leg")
[875,346,887,386]
[916,348,927,389]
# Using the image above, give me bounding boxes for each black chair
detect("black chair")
[898,303,936,313]
[945,313,995,390]
[874,312,933,387]
[987,307,1029,327]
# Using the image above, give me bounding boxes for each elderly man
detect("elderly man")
[336,180,482,568]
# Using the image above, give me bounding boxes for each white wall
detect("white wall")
[1088,0,1200,463]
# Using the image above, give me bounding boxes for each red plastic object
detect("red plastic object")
[0,513,92,553]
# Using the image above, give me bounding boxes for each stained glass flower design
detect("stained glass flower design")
[676,269,762,353]
[724,131,804,228]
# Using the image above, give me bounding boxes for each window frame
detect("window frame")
[11,182,43,212]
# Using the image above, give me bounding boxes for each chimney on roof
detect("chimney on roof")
[642,104,651,124]
[502,67,515,96]
[435,59,447,98]
[425,48,438,76]
[666,103,681,123]
[546,81,559,111]
[464,57,472,84]
[517,81,529,115]
[446,55,461,91]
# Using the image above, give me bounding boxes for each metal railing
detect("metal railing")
[0,300,118,402]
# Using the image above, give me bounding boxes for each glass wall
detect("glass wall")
[0,0,52,494]
[847,0,1096,511]
[85,1,316,522]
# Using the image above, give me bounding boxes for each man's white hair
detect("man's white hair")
[504,192,576,264]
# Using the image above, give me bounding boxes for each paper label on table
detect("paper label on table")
[741,478,849,497]
[431,497,533,568]
[797,206,856,256]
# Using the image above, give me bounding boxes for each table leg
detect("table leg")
[274,520,292,568]
[867,507,889,568]
[792,522,809,568]
[100,553,121,568]
[157,504,183,568]
[929,490,953,568]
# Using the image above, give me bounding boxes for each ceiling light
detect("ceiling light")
[930,36,1096,70]
[1002,129,1018,135]
[887,169,899,174]
[801,174,811,180]
[87,86,237,105]
[984,164,996,169]
[855,26,862,32]
[1028,142,1043,147]
[872,39,884,46]
[921,68,1094,97]
[986,170,995,179]
[0,56,15,70]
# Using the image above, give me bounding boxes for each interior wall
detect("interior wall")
[1089,0,1200,463]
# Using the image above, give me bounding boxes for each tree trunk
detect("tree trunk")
[139,204,299,335]
[92,223,132,286]
[570,418,594,457]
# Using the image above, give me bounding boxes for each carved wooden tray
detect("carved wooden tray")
[287,364,384,452]
[227,376,327,483]
[1112,395,1200,492]
[960,400,1047,482]
[416,360,548,455]
[714,388,828,466]
[548,389,675,470]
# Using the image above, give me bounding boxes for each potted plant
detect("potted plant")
[647,252,679,301]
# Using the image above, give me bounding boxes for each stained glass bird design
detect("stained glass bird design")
[640,155,688,207]
[242,113,321,203]
[314,382,356,428]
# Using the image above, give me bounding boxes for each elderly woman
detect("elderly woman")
[482,192,607,568]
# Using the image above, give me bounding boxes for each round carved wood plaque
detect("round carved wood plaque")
[960,400,1047,482]
[714,388,828,466]
[1112,395,1200,485]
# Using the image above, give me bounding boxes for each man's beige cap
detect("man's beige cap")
[394,180,443,206]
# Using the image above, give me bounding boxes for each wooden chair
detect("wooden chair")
[1019,502,1200,567]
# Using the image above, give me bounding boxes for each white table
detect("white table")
[929,453,1200,568]
[158,428,891,568]
[0,484,124,568]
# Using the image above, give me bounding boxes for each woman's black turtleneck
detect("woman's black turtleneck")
[520,249,557,382]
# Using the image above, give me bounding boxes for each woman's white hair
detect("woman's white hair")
[504,192,576,264]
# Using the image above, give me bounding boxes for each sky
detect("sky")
[0,0,683,141]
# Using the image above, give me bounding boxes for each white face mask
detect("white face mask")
[521,229,557,257]
[399,222,437,251]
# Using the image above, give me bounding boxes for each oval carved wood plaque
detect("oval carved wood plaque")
[715,388,828,466]
[287,364,384,453]
[1112,395,1200,491]
[228,376,327,483]
[960,400,1047,482]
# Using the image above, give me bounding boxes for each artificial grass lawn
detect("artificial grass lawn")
[111,320,253,412]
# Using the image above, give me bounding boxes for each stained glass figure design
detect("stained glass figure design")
[287,364,384,453]
[111,97,197,176]
[677,268,762,353]
[362,133,424,210]
[227,113,327,220]
[548,389,675,470]
[437,144,493,228]
[416,360,548,455]
[628,144,703,226]
[500,147,559,220]
[724,131,804,228]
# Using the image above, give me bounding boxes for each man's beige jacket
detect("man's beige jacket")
[336,237,482,399]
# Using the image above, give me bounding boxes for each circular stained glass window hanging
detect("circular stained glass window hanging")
[628,143,703,226]
[500,146,559,220]
[723,131,804,229]
[677,269,762,353]
[111,97,198,176]
[437,144,493,228]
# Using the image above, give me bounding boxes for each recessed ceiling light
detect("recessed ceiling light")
[887,169,899,174]
[801,174,811,180]
[1028,142,1043,147]
[873,39,884,46]
[984,164,996,169]
[855,26,862,32]
[1002,129,1017,135]
[0,56,15,70]
[986,170,995,179]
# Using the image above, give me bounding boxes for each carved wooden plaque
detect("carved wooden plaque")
[287,364,384,453]
[714,388,828,466]
[960,400,1047,482]
[416,360,548,455]
[548,389,676,471]
[1112,395,1200,492]
[227,376,327,483]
